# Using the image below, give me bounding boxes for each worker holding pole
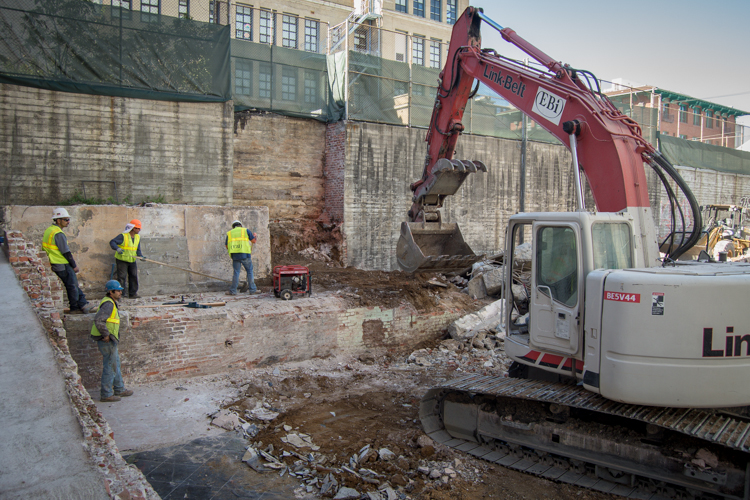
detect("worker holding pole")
[225,220,260,295]
[109,220,145,299]
[42,208,92,314]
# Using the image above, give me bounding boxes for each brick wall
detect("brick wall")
[2,233,157,499]
[63,297,466,387]
[0,84,233,206]
[322,121,347,225]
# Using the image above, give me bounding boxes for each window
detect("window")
[429,40,441,69]
[693,108,701,126]
[679,134,687,139]
[236,5,252,40]
[282,15,297,49]
[413,84,425,96]
[679,104,687,123]
[178,0,189,18]
[446,0,456,24]
[536,226,578,307]
[592,223,632,270]
[706,110,713,129]
[430,0,440,21]
[209,0,215,23]
[304,70,317,104]
[141,0,159,14]
[259,63,272,98]
[412,36,424,66]
[395,0,407,13]
[354,29,369,52]
[662,102,670,116]
[259,10,274,44]
[304,19,319,52]
[235,60,252,95]
[394,80,408,95]
[413,0,424,17]
[112,0,131,19]
[281,67,297,101]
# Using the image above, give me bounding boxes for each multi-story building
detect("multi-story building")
[100,0,469,59]
[606,85,748,149]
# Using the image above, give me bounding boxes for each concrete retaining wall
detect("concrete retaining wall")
[3,205,270,296]
[63,297,466,388]
[0,84,233,207]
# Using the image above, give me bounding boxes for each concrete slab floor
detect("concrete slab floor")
[90,374,313,499]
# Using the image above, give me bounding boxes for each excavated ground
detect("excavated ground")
[112,223,617,499]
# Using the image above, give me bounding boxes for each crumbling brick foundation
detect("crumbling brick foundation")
[3,231,158,500]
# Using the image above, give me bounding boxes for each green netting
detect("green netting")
[231,39,331,121]
[0,0,230,102]
[659,133,750,175]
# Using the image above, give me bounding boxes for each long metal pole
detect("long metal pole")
[569,133,585,211]
[344,19,349,120]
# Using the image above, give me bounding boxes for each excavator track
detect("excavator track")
[420,374,750,500]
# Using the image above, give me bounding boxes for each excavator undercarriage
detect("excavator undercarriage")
[421,374,750,500]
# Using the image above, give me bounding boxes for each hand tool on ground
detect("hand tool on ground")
[132,301,226,309]
[140,257,249,292]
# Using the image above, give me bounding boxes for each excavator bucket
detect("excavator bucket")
[397,221,481,273]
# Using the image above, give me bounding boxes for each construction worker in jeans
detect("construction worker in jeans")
[110,219,145,299]
[91,280,134,402]
[42,208,92,314]
[225,220,260,295]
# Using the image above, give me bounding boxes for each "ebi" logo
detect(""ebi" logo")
[532,87,566,126]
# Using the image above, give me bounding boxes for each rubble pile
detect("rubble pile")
[200,350,507,500]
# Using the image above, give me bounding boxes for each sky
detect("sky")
[471,0,750,125]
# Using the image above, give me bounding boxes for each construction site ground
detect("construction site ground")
[91,241,617,500]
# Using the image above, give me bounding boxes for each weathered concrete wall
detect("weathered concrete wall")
[63,297,466,388]
[233,112,326,220]
[342,122,577,270]
[0,84,233,206]
[3,205,270,296]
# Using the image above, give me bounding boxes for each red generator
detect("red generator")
[273,265,311,300]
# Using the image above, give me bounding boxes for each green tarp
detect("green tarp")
[659,134,750,175]
[0,0,230,102]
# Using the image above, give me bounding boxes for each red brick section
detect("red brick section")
[321,121,347,262]
[63,297,466,388]
[3,231,158,500]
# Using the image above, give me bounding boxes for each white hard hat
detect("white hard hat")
[52,208,70,220]
[232,220,242,227]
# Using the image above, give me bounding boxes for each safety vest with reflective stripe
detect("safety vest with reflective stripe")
[42,225,69,264]
[90,297,120,340]
[227,227,252,255]
[115,233,140,263]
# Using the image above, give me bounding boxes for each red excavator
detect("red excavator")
[400,7,750,499]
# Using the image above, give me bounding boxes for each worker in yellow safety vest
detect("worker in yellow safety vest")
[225,220,260,295]
[41,208,92,314]
[109,219,145,299]
[91,279,134,402]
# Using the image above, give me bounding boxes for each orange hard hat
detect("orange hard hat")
[130,219,142,229]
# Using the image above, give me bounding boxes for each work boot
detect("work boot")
[249,290,262,295]
[115,389,134,397]
[82,303,97,314]
[129,294,139,299]
[225,291,237,296]
[101,395,121,402]
[68,309,85,315]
